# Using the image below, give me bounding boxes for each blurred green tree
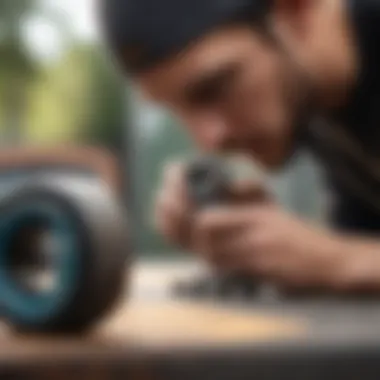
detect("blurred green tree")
[28,43,125,153]
[0,0,38,144]
[76,46,125,153]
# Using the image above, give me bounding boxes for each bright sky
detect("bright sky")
[26,0,165,133]
[26,0,98,62]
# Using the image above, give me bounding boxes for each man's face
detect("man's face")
[137,24,314,169]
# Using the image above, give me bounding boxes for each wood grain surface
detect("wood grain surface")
[1,261,380,379]
[0,261,305,363]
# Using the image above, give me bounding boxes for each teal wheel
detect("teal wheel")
[0,176,129,334]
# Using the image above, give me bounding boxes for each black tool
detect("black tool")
[0,174,129,334]
[173,155,259,300]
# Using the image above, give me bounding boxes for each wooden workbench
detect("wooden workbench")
[2,260,380,379]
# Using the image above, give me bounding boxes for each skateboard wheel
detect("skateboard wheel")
[0,174,130,334]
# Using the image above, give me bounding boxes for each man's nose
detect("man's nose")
[192,114,232,152]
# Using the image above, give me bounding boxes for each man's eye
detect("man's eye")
[185,66,239,107]
[187,81,226,106]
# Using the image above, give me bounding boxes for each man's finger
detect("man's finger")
[195,205,266,232]
[193,226,244,266]
[161,161,187,193]
[208,231,254,271]
[154,190,192,247]
[227,179,272,204]
[216,228,283,273]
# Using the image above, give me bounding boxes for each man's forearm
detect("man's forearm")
[328,234,380,292]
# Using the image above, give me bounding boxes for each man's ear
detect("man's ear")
[271,0,316,37]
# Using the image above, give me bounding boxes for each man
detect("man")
[100,0,380,292]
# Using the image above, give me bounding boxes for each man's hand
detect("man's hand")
[154,161,342,290]
[193,204,346,290]
[154,160,269,250]
[154,161,380,292]
[154,161,194,249]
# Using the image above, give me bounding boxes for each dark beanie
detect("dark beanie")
[99,0,271,73]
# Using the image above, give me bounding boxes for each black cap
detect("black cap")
[99,0,271,73]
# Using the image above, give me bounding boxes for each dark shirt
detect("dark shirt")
[308,0,380,233]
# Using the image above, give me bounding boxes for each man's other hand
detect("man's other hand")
[154,161,356,291]
[192,204,347,290]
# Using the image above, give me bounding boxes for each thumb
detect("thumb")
[226,179,273,204]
